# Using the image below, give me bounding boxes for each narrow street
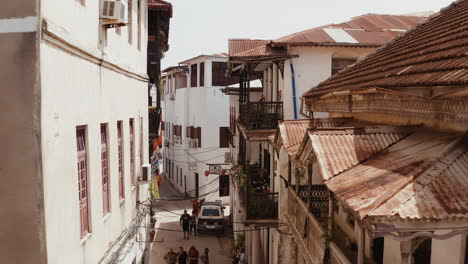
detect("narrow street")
[150,177,233,263]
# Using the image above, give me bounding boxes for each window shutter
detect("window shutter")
[190,126,195,139]
[219,127,229,148]
[196,127,201,147]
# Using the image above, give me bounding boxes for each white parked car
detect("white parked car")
[197,201,225,233]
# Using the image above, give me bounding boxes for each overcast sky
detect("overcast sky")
[161,0,455,69]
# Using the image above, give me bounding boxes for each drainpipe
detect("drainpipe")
[289,60,298,119]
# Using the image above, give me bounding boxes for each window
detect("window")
[332,58,356,75]
[101,124,110,215]
[219,127,229,148]
[76,127,90,237]
[190,64,197,87]
[202,209,220,217]
[176,166,179,184]
[219,175,230,197]
[130,119,135,186]
[194,127,202,148]
[200,62,205,86]
[212,62,230,86]
[118,121,125,199]
[128,0,133,44]
[139,117,144,169]
[179,168,182,186]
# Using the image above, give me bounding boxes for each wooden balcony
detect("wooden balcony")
[285,187,351,264]
[237,164,279,222]
[239,102,283,129]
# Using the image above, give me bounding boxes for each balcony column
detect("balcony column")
[358,225,365,264]
[307,163,312,212]
[252,227,262,264]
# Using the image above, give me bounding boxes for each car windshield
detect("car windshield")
[202,208,220,216]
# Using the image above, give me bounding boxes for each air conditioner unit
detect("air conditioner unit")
[224,152,232,163]
[140,164,151,182]
[100,0,126,24]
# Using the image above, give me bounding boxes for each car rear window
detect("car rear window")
[202,208,220,216]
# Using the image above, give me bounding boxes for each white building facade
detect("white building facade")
[162,54,233,204]
[0,0,156,263]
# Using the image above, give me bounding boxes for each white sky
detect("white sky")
[161,0,455,69]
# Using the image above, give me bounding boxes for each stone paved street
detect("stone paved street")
[150,177,232,264]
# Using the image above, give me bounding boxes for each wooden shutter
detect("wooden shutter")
[200,62,205,86]
[190,126,195,139]
[100,125,110,215]
[196,127,202,147]
[118,121,125,198]
[219,127,229,148]
[76,127,90,237]
[130,119,135,185]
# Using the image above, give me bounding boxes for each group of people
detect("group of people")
[164,246,209,264]
[180,199,205,240]
[180,210,198,240]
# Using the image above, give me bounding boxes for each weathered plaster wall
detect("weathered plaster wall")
[283,46,375,120]
[383,237,402,264]
[431,232,466,264]
[0,1,46,263]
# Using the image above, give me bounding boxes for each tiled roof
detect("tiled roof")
[323,129,468,221]
[272,13,427,47]
[277,118,350,157]
[228,39,270,56]
[303,1,468,99]
[310,126,413,181]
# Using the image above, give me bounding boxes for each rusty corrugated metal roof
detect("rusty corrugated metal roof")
[272,13,427,47]
[303,1,468,99]
[228,39,270,56]
[310,126,413,181]
[277,118,350,157]
[323,129,468,221]
[231,45,286,59]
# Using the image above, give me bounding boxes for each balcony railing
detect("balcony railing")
[286,188,351,264]
[237,164,278,220]
[246,192,279,220]
[239,102,283,129]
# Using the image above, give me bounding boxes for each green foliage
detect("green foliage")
[232,233,245,252]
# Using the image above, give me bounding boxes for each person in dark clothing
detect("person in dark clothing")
[189,212,197,236]
[188,246,200,264]
[177,247,188,264]
[200,248,209,264]
[180,210,191,240]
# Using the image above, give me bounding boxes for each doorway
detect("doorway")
[413,237,432,264]
[184,175,187,196]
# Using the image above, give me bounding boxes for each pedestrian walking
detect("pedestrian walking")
[200,248,209,264]
[180,210,191,240]
[177,247,188,264]
[188,246,200,264]
[189,212,197,236]
[164,249,177,264]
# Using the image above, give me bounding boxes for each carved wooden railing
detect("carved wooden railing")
[286,188,351,264]
[239,102,283,129]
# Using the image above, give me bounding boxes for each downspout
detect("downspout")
[289,60,298,119]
